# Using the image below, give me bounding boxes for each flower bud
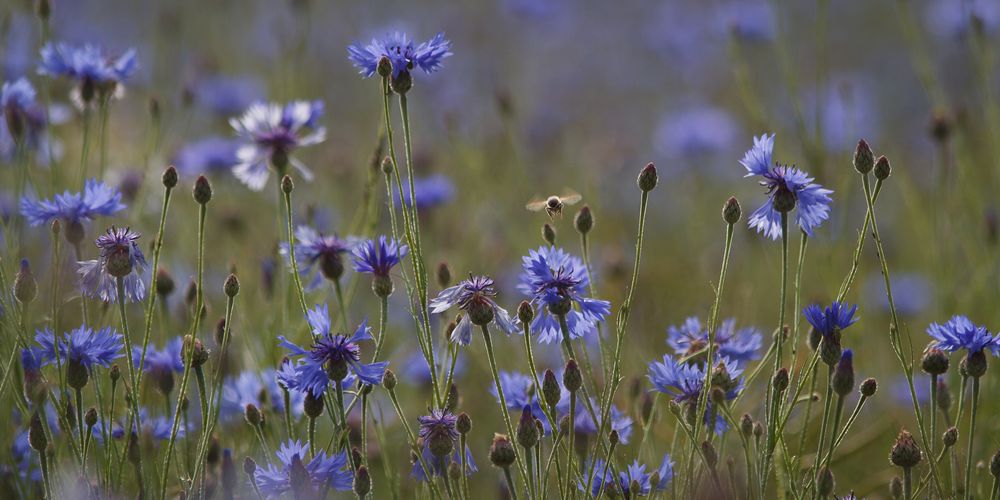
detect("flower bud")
[990,449,1000,478]
[127,431,141,466]
[354,465,372,497]
[457,412,472,435]
[380,156,393,175]
[874,155,892,181]
[701,441,718,469]
[753,421,764,439]
[224,273,240,298]
[516,406,539,449]
[772,185,797,213]
[943,427,958,448]
[517,301,534,325]
[85,407,98,428]
[853,139,875,174]
[29,412,47,452]
[890,430,922,469]
[14,259,37,304]
[436,261,451,289]
[207,436,221,466]
[963,350,988,378]
[156,268,176,297]
[245,404,262,427]
[383,369,397,391]
[66,219,85,245]
[772,367,789,395]
[542,223,556,246]
[574,206,593,235]
[185,336,210,368]
[860,377,878,397]
[890,476,903,499]
[390,71,412,94]
[193,175,213,205]
[819,330,842,367]
[723,196,742,225]
[221,449,236,498]
[641,393,654,426]
[243,457,257,476]
[489,434,516,468]
[372,275,394,298]
[817,466,835,497]
[740,414,754,437]
[638,162,658,192]
[563,359,582,393]
[936,379,951,413]
[110,364,121,384]
[445,383,460,413]
[542,369,560,410]
[67,358,90,390]
[921,347,950,376]
[281,175,294,195]
[162,166,178,189]
[609,429,620,448]
[304,392,324,419]
[377,56,392,78]
[832,350,855,397]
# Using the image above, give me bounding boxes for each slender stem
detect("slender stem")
[930,374,938,460]
[904,467,913,500]
[334,279,349,332]
[760,211,789,496]
[282,181,309,318]
[565,391,576,499]
[503,467,519,500]
[114,278,145,491]
[964,376,980,500]
[136,181,174,389]
[97,98,110,178]
[78,107,92,188]
[384,385,442,499]
[480,323,530,490]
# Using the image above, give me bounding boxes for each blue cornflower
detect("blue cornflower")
[411,445,477,482]
[278,305,387,397]
[37,42,137,106]
[518,246,611,344]
[347,32,452,79]
[282,225,354,287]
[400,349,466,386]
[77,226,147,303]
[135,337,183,395]
[418,409,459,456]
[654,105,739,161]
[118,408,184,442]
[492,371,549,429]
[430,275,517,345]
[20,178,125,231]
[926,0,999,39]
[229,100,325,191]
[740,134,832,239]
[254,440,353,497]
[34,325,124,370]
[12,430,41,482]
[190,75,265,115]
[666,317,763,363]
[351,236,408,276]
[580,455,673,497]
[399,174,455,210]
[2,78,39,143]
[560,392,634,443]
[648,354,743,433]
[803,302,859,339]
[927,316,999,355]
[171,137,241,176]
[222,369,305,421]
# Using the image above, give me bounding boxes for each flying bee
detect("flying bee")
[526,190,582,219]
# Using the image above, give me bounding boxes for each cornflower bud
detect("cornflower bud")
[193,175,213,205]
[638,162,658,192]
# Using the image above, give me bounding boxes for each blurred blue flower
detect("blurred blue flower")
[716,1,776,42]
[411,445,476,482]
[803,302,859,340]
[229,100,325,191]
[927,315,998,355]
[926,0,1000,39]
[77,226,147,303]
[741,134,832,239]
[399,349,466,386]
[580,455,673,497]
[20,178,125,228]
[1,77,36,116]
[135,337,183,379]
[892,376,931,406]
[254,440,353,496]
[431,275,517,345]
[654,105,740,161]
[278,306,386,396]
[648,354,742,433]
[492,371,550,429]
[666,317,763,363]
[518,246,611,344]
[222,368,305,421]
[347,32,452,79]
[33,324,123,369]
[351,236,408,277]
[38,42,137,106]
[171,137,241,176]
[863,273,931,316]
[280,225,354,290]
[12,430,40,482]
[561,393,634,443]
[399,174,455,210]
[191,75,265,116]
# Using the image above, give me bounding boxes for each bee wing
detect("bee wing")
[560,190,582,205]
[525,199,548,211]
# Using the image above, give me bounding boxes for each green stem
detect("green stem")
[136,181,174,390]
[480,323,530,491]
[384,385,442,499]
[114,278,145,490]
[760,211,789,496]
[964,376,980,500]
[78,107,92,188]
[282,181,310,318]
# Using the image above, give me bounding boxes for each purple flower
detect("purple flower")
[134,338,183,395]
[399,174,455,210]
[190,75,265,115]
[803,302,859,340]
[254,440,353,497]
[351,236,408,277]
[648,354,742,433]
[654,105,740,161]
[518,246,611,344]
[171,137,241,176]
[222,369,305,421]
[278,305,387,397]
[2,78,57,164]
[37,42,137,106]
[666,317,763,363]
[927,315,999,355]
[20,178,125,228]
[2,78,38,141]
[411,445,477,482]
[347,32,452,79]
[229,100,325,191]
[418,409,459,448]
[740,134,832,239]
[281,225,354,288]
[77,226,147,303]
[580,455,673,497]
[34,325,123,369]
[430,275,517,345]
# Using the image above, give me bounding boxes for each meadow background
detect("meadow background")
[1,0,999,498]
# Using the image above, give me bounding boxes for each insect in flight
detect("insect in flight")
[526,190,582,219]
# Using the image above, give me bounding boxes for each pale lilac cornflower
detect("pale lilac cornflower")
[37,42,137,107]
[254,440,353,497]
[280,225,354,289]
[2,78,40,144]
[411,408,477,481]
[740,134,832,240]
[347,32,452,79]
[77,226,147,303]
[580,455,673,497]
[518,246,611,344]
[229,100,325,191]
[19,179,125,234]
[430,275,517,345]
[351,236,408,276]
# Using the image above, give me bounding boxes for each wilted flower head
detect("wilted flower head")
[34,325,123,369]
[77,226,147,303]
[348,32,452,79]
[740,133,832,239]
[517,246,611,344]
[431,275,517,345]
[282,225,354,288]
[278,305,387,397]
[927,315,999,355]
[37,42,137,105]
[20,179,125,230]
[803,302,859,339]
[351,236,408,277]
[580,455,673,497]
[254,440,353,497]
[666,317,763,363]
[418,409,459,456]
[229,100,325,191]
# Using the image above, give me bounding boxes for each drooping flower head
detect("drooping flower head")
[229,100,325,191]
[580,455,673,497]
[37,42,137,106]
[278,305,387,397]
[254,440,353,497]
[77,226,147,303]
[740,134,832,239]
[927,316,999,355]
[20,179,125,241]
[666,317,763,363]
[418,409,459,457]
[431,275,517,345]
[283,225,354,286]
[518,246,611,344]
[348,32,452,80]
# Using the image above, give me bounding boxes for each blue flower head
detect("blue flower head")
[38,42,137,106]
[740,134,832,239]
[2,78,38,138]
[77,226,147,303]
[278,305,387,397]
[418,409,459,451]
[666,317,763,363]
[351,236,408,277]
[648,354,743,433]
[20,178,125,229]
[411,445,477,482]
[927,315,999,355]
[581,455,673,497]
[282,225,354,287]
[803,302,859,339]
[1,78,53,161]
[34,325,123,369]
[229,100,325,191]
[222,369,305,422]
[254,440,353,497]
[190,75,265,116]
[348,32,452,79]
[430,275,517,345]
[399,174,455,210]
[518,246,611,344]
[172,137,241,176]
[135,337,183,374]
